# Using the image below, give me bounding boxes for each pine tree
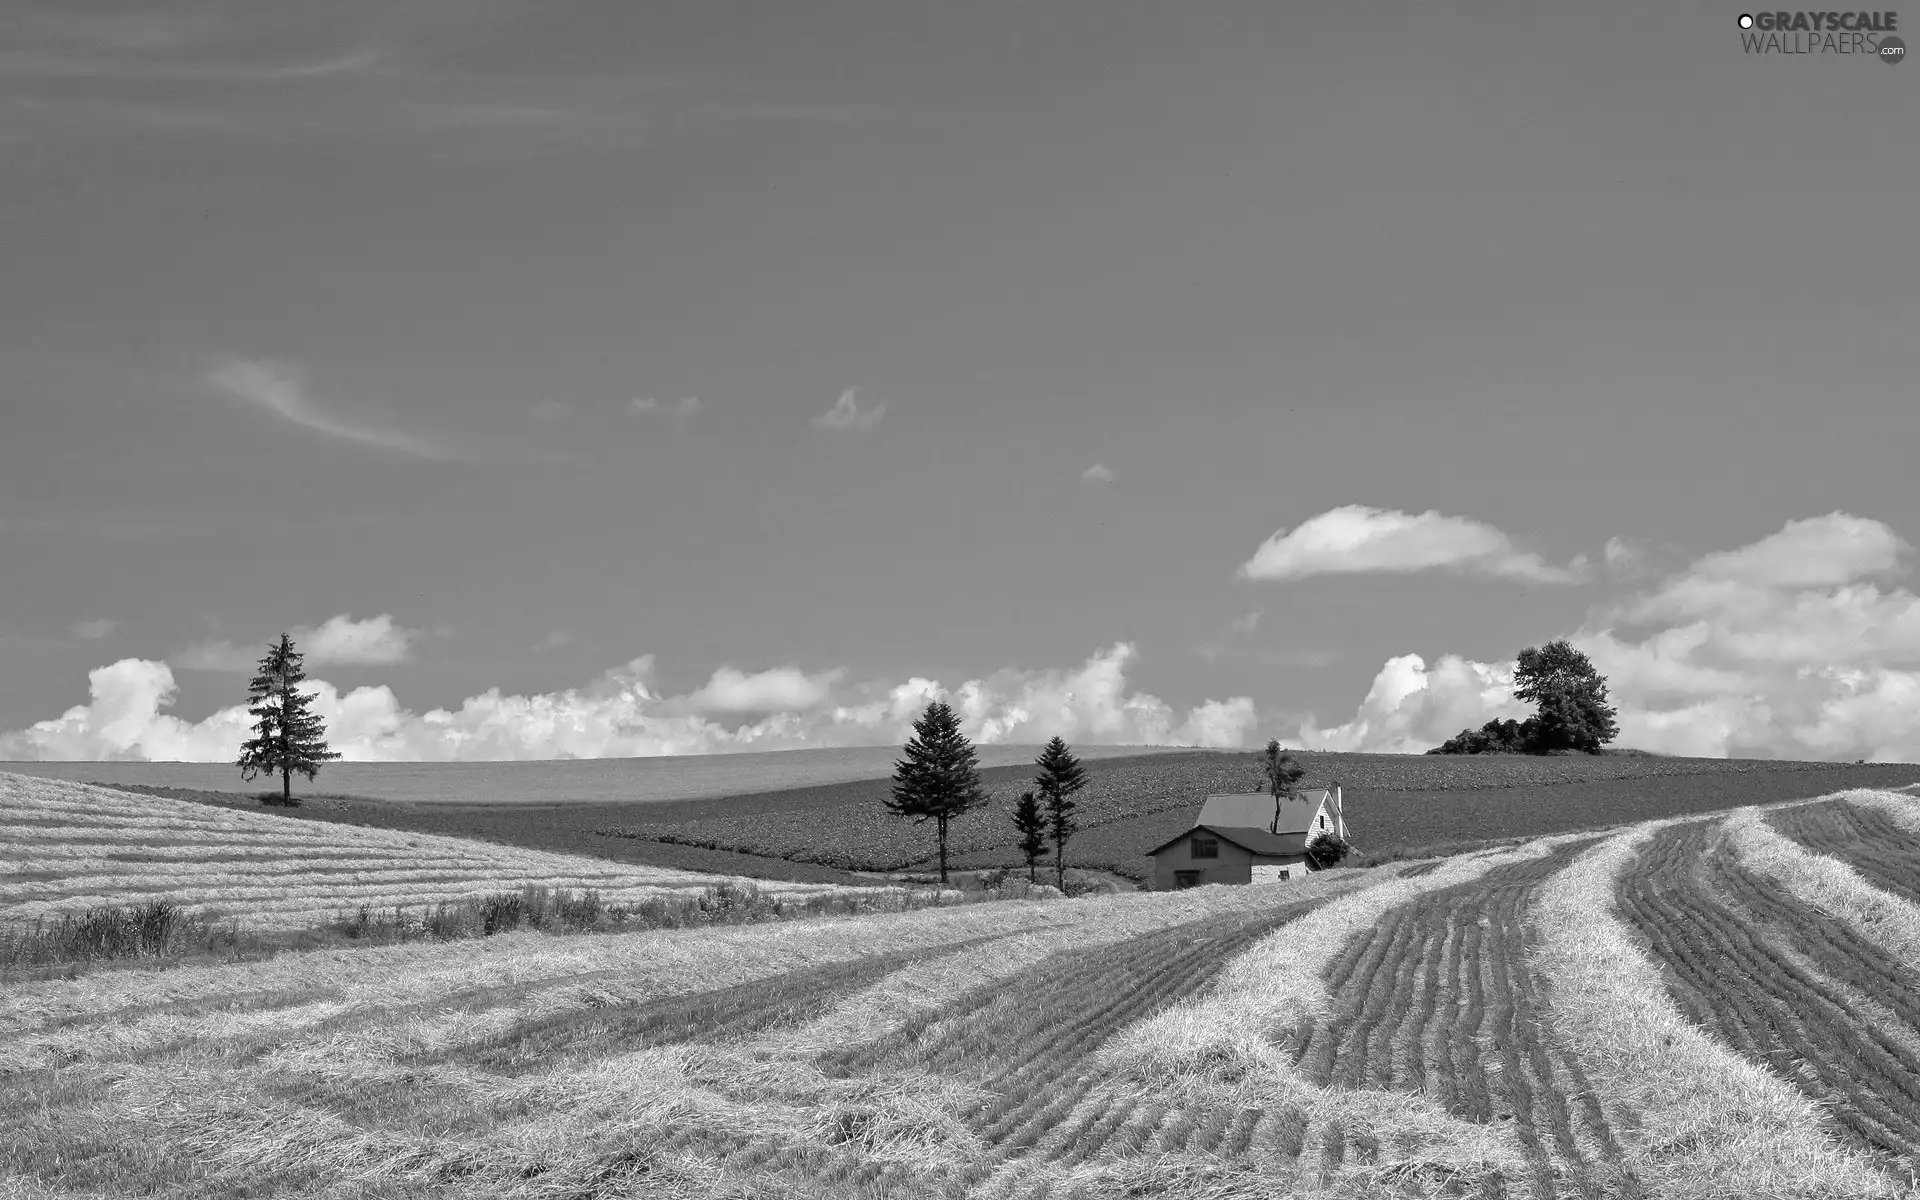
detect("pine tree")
[883,701,987,884]
[236,633,340,805]
[1011,790,1050,883]
[1033,736,1088,893]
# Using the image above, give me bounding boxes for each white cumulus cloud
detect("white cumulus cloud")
[0,643,1261,762]
[1082,462,1117,484]
[1300,512,1920,762]
[174,613,420,672]
[1238,504,1590,584]
[812,388,883,432]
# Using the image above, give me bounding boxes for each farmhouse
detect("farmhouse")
[1147,787,1347,890]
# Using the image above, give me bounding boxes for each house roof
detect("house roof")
[1145,823,1312,857]
[1196,791,1331,836]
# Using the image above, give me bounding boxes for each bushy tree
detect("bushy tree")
[1305,831,1350,870]
[1010,790,1049,883]
[884,701,987,884]
[236,634,341,805]
[1514,641,1618,752]
[1263,739,1305,797]
[1033,737,1088,893]
[1429,641,1618,755]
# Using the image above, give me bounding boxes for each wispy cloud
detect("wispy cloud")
[630,396,702,416]
[1082,462,1117,484]
[206,358,451,459]
[69,619,117,640]
[175,612,420,672]
[812,388,883,432]
[1238,504,1591,585]
[528,400,572,420]
[532,630,576,652]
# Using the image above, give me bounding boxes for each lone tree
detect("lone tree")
[1011,790,1050,883]
[1263,739,1305,799]
[884,701,987,884]
[1430,640,1619,755]
[237,633,340,805]
[1513,640,1619,753]
[1033,736,1088,893]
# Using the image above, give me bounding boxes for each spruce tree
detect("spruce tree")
[237,633,340,805]
[1033,736,1088,893]
[884,701,987,884]
[1011,790,1050,883]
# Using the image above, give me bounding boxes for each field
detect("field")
[603,751,1920,880]
[0,773,847,932]
[0,744,1190,807]
[9,776,1920,1197]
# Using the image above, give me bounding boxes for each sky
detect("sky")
[1,0,1916,763]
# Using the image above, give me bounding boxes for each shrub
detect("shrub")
[1305,832,1351,870]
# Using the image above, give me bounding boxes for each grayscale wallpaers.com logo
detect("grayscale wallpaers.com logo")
[1737,11,1905,58]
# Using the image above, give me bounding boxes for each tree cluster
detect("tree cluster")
[1430,640,1620,756]
[884,705,1091,889]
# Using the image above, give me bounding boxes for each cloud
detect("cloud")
[629,397,702,415]
[1296,654,1530,755]
[207,358,450,458]
[1082,463,1117,484]
[69,619,117,640]
[686,665,846,714]
[174,613,420,672]
[528,400,572,420]
[1300,513,1920,762]
[1,643,1261,762]
[812,388,883,432]
[1237,505,1590,585]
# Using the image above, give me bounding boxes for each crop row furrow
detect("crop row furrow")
[1617,821,1920,1163]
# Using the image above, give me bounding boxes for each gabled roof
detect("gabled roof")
[1145,823,1312,858]
[1195,791,1331,836]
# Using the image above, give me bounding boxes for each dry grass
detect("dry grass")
[10,775,1920,1198]
[1731,798,1920,965]
[1530,818,1899,1198]
[1,773,840,930]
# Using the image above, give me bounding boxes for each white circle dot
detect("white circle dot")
[1738,13,1754,27]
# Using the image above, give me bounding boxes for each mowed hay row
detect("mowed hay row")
[1539,818,1901,1198]
[0,773,836,927]
[2,875,1392,1199]
[1618,819,1920,1165]
[1768,789,1920,906]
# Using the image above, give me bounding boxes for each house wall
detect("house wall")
[1152,832,1255,890]
[1150,834,1311,889]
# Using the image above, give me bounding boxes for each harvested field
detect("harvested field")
[0,773,845,931]
[11,787,1920,1197]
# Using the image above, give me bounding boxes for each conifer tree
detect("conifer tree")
[884,701,987,884]
[1011,790,1050,883]
[237,633,340,805]
[1033,736,1088,893]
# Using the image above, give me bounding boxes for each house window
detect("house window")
[1279,868,1291,881]
[1174,870,1202,889]
[1319,815,1327,829]
[1191,836,1219,859]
